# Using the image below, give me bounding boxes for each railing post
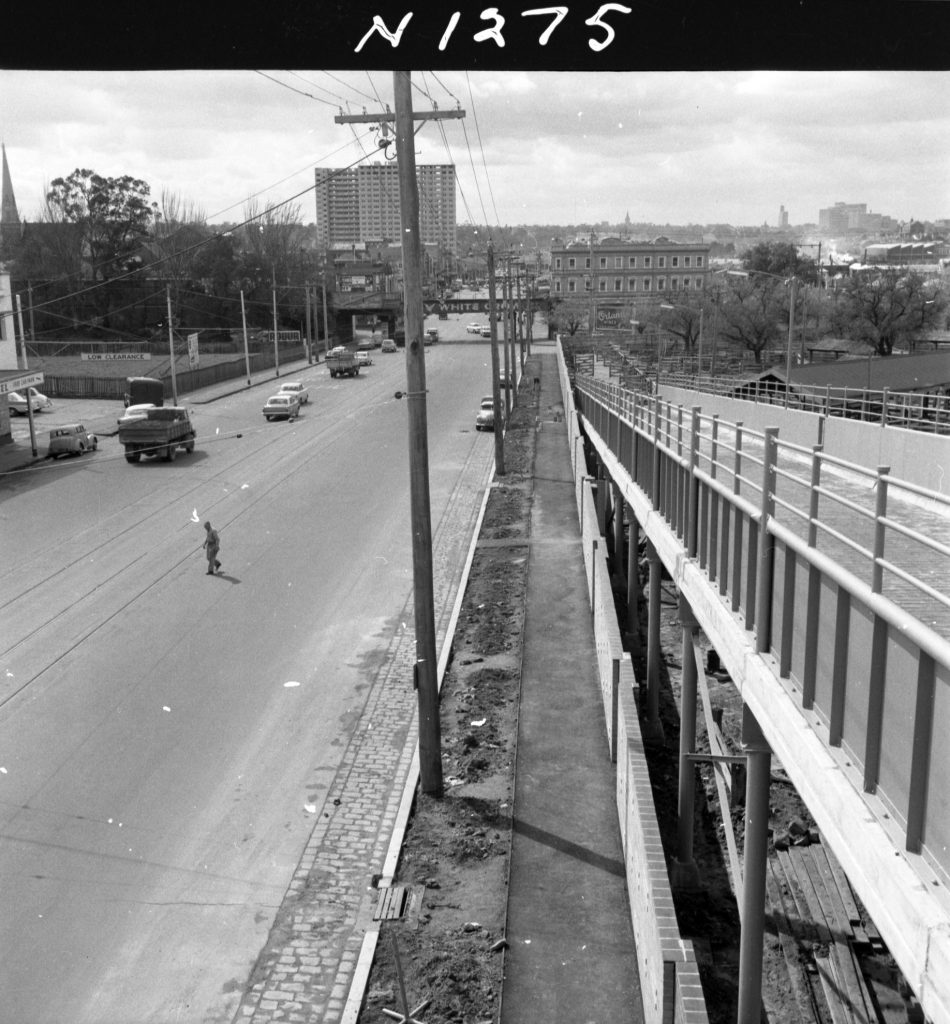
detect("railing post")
[754,427,779,653]
[708,415,720,582]
[865,465,891,793]
[731,423,744,613]
[871,466,890,595]
[802,446,823,709]
[651,395,661,512]
[907,652,936,853]
[686,406,701,558]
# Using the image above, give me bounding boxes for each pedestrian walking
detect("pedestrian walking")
[203,521,222,575]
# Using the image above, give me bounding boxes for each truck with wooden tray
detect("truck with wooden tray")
[118,406,196,463]
[326,348,360,378]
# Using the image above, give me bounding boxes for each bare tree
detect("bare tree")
[829,269,945,356]
[150,188,209,299]
[716,275,788,366]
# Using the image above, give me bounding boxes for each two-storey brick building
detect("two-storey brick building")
[550,236,711,306]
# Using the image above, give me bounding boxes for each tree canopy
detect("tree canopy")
[828,269,945,356]
[741,241,819,286]
[46,169,156,282]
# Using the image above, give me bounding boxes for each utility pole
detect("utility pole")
[501,258,512,421]
[304,283,312,365]
[240,290,251,385]
[271,268,280,377]
[487,242,505,476]
[337,76,465,798]
[166,286,178,405]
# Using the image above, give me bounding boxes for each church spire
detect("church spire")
[0,143,22,246]
[1,143,22,253]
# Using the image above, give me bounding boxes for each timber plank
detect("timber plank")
[818,841,877,948]
[776,849,848,1024]
[766,858,820,1024]
[789,847,871,1024]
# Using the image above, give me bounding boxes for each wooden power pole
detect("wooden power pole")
[337,75,465,797]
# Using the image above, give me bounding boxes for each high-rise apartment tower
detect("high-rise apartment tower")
[315,163,457,255]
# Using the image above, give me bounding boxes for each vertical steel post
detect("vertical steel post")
[645,541,663,740]
[737,704,772,1024]
[754,428,779,653]
[674,596,700,887]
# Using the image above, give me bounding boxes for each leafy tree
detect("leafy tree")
[46,169,156,282]
[742,241,819,286]
[190,232,240,299]
[828,269,945,356]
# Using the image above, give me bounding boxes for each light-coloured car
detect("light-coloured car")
[381,338,397,353]
[8,387,52,415]
[278,381,309,404]
[424,329,439,345]
[327,345,347,357]
[263,393,300,421]
[475,396,495,432]
[356,351,373,366]
[48,423,97,458]
[466,322,483,334]
[480,326,492,338]
[117,402,156,426]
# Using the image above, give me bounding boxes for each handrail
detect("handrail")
[574,370,950,638]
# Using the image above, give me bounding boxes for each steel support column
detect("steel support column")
[644,540,664,742]
[673,595,701,888]
[626,515,642,659]
[737,704,772,1024]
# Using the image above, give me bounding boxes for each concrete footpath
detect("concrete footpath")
[501,346,643,1023]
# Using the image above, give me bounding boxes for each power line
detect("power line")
[27,152,378,316]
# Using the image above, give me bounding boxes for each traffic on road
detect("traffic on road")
[0,342,500,1021]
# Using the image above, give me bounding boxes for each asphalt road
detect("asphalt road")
[0,343,497,1023]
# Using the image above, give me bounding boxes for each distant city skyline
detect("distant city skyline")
[1,71,947,230]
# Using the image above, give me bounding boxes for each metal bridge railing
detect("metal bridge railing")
[575,372,950,884]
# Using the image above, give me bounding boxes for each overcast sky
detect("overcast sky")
[2,70,948,232]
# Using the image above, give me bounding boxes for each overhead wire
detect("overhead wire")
[27,150,379,317]
[464,72,501,233]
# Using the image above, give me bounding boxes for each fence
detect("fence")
[41,347,307,401]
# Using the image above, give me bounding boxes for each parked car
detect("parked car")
[8,387,52,415]
[381,338,397,353]
[47,423,97,458]
[117,403,156,426]
[356,351,373,366]
[480,326,492,338]
[424,328,439,344]
[475,396,495,432]
[466,322,483,334]
[278,381,309,404]
[263,394,301,421]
